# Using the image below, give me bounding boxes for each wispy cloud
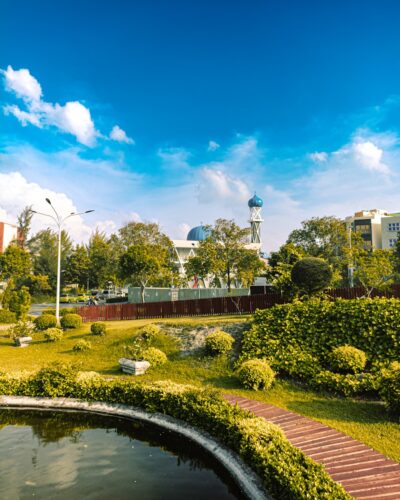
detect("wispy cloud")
[109,125,134,144]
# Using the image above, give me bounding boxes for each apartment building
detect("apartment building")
[345,209,400,250]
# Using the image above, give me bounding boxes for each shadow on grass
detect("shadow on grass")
[204,375,241,390]
[287,398,392,425]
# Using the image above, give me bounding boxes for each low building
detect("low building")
[0,222,21,252]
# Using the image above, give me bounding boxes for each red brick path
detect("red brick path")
[224,394,400,499]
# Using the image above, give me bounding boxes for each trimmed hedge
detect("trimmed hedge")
[34,314,58,331]
[205,330,234,356]
[379,362,400,416]
[61,314,82,329]
[0,309,17,324]
[237,359,275,390]
[91,322,107,336]
[0,367,350,499]
[141,347,168,366]
[43,328,63,342]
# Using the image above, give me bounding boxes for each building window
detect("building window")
[388,222,400,232]
[355,224,371,234]
[389,238,398,248]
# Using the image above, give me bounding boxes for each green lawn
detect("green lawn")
[1,315,399,463]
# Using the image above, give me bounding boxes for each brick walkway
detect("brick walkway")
[224,394,400,499]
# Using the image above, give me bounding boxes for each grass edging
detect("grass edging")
[0,368,352,500]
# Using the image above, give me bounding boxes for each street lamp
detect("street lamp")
[31,199,94,325]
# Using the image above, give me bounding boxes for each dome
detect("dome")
[248,193,263,208]
[187,225,209,241]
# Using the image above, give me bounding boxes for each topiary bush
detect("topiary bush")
[205,330,234,356]
[61,313,82,329]
[137,323,161,341]
[141,347,168,367]
[0,309,17,324]
[43,328,63,342]
[237,359,275,390]
[291,257,332,295]
[91,322,107,336]
[73,339,91,352]
[34,314,58,331]
[329,345,367,374]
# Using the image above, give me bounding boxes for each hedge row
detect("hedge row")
[0,367,350,500]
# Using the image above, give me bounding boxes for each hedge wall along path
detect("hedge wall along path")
[242,298,400,364]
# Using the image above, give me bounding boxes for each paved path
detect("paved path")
[224,394,400,499]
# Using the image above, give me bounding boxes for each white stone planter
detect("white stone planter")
[118,358,150,375]
[15,336,32,348]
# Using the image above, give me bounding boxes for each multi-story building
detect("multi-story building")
[345,209,400,250]
[0,222,21,252]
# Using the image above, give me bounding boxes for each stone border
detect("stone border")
[0,396,270,500]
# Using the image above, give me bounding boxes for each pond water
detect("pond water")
[0,409,246,499]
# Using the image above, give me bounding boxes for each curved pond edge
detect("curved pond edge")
[0,396,270,500]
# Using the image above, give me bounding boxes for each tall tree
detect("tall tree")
[65,244,91,289]
[0,245,32,281]
[118,221,172,249]
[265,243,305,298]
[354,249,394,297]
[87,231,117,289]
[17,205,33,249]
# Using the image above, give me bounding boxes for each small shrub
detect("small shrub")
[142,347,168,367]
[34,314,58,331]
[61,313,82,329]
[379,362,400,415]
[205,330,234,356]
[0,309,17,324]
[43,328,63,342]
[91,322,107,336]
[73,339,91,352]
[137,323,160,341]
[237,359,275,390]
[330,345,367,374]
[8,321,34,341]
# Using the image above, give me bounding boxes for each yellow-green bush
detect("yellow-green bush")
[34,314,58,331]
[43,328,63,342]
[379,362,400,416]
[237,359,275,390]
[91,322,107,336]
[329,345,367,374]
[137,324,161,341]
[61,313,82,329]
[205,330,234,355]
[141,347,168,366]
[0,309,17,324]
[73,339,91,352]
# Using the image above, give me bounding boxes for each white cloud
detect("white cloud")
[177,222,191,239]
[207,140,220,151]
[95,219,117,235]
[158,148,191,170]
[352,141,390,174]
[309,151,328,162]
[2,65,97,146]
[198,167,250,203]
[109,125,134,144]
[2,65,42,102]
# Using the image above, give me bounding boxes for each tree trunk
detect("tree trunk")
[140,283,145,303]
[227,263,231,293]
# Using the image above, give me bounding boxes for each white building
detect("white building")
[345,209,400,250]
[0,222,21,252]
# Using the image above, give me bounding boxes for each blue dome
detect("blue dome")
[187,225,209,241]
[248,193,263,208]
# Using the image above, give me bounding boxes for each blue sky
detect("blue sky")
[1,0,400,251]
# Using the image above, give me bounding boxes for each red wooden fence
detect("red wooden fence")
[77,284,400,322]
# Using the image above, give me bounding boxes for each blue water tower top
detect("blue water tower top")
[187,225,209,241]
[248,193,264,208]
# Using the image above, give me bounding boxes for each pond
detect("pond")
[0,409,246,499]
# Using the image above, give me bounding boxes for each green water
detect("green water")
[0,409,246,499]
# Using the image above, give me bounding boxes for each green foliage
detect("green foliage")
[90,322,107,336]
[64,244,91,288]
[61,313,82,329]
[19,274,52,296]
[17,205,33,249]
[8,321,34,341]
[73,339,92,352]
[0,309,16,324]
[0,245,32,281]
[0,369,350,499]
[237,359,275,390]
[205,330,234,355]
[137,323,161,340]
[330,345,367,374]
[42,308,72,316]
[44,328,63,342]
[266,243,305,298]
[379,362,400,416]
[291,257,332,295]
[8,286,31,320]
[241,298,400,397]
[34,314,58,331]
[141,347,168,366]
[353,249,394,297]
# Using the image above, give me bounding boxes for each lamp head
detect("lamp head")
[45,198,51,205]
[85,210,95,214]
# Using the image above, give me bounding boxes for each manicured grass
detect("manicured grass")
[1,314,399,463]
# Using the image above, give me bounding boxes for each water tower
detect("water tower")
[248,193,263,247]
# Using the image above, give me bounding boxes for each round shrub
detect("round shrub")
[0,309,17,324]
[91,322,107,336]
[61,313,82,329]
[137,324,161,341]
[329,345,367,374]
[34,314,58,331]
[291,257,332,295]
[205,330,234,356]
[141,347,168,367]
[73,339,91,352]
[43,328,63,342]
[237,359,275,390]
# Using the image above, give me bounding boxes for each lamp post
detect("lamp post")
[31,199,94,325]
